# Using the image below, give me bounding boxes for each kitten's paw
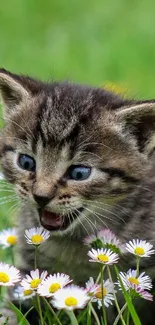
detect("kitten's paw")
[0,308,17,325]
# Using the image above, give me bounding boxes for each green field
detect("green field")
[0,0,155,236]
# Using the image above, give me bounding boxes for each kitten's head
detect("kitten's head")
[0,69,155,234]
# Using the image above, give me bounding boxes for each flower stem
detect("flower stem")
[36,294,44,325]
[65,310,79,325]
[42,297,63,325]
[10,247,15,265]
[107,266,126,325]
[101,265,107,325]
[87,304,91,325]
[113,303,127,325]
[90,303,101,325]
[136,257,140,277]
[34,245,38,269]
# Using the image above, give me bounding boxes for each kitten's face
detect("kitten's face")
[0,70,154,234]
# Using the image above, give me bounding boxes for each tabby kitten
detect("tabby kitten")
[0,69,155,324]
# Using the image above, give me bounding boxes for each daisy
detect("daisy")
[98,229,125,253]
[86,277,115,308]
[51,284,90,310]
[88,248,119,265]
[0,262,20,286]
[14,285,35,300]
[0,228,18,248]
[135,288,153,301]
[96,279,115,308]
[85,277,100,296]
[126,239,155,257]
[38,273,72,297]
[25,227,50,245]
[21,269,48,290]
[118,269,152,291]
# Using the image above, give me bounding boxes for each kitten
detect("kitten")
[0,68,155,324]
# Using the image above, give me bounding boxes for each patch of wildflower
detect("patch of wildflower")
[98,229,125,253]
[14,285,36,300]
[118,269,152,291]
[0,228,18,248]
[0,262,20,286]
[21,269,48,291]
[38,273,72,297]
[84,228,124,253]
[86,277,115,308]
[51,284,90,310]
[126,239,155,257]
[25,227,50,245]
[88,248,119,265]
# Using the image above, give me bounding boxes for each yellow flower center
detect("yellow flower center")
[65,296,78,307]
[0,272,9,283]
[49,282,61,293]
[7,235,17,246]
[30,278,41,289]
[97,254,109,263]
[31,234,44,245]
[134,247,145,255]
[95,287,107,299]
[24,289,33,296]
[128,277,139,285]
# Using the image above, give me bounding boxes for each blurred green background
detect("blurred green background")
[0,0,155,234]
[1,0,155,98]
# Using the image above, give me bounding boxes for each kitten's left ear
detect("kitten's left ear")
[116,102,155,155]
[0,68,39,117]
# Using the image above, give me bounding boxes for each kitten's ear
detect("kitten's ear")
[0,68,35,117]
[116,102,155,155]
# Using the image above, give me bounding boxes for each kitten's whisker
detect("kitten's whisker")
[0,116,32,140]
[84,205,119,226]
[3,201,20,223]
[81,198,131,218]
[84,206,109,229]
[16,115,35,139]
[73,209,90,236]
[87,203,127,225]
[2,136,28,144]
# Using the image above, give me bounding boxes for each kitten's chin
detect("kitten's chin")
[38,208,84,232]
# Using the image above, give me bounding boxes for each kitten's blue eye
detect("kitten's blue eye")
[18,154,36,172]
[68,165,91,181]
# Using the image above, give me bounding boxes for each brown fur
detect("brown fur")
[1,69,155,324]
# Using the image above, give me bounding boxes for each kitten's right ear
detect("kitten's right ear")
[0,68,31,117]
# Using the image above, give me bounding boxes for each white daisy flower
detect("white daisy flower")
[135,288,153,301]
[84,234,98,246]
[14,285,35,300]
[98,229,125,253]
[118,269,152,291]
[126,239,155,257]
[0,262,20,286]
[96,279,115,308]
[86,277,115,308]
[21,269,48,290]
[88,248,119,265]
[38,273,72,297]
[0,228,18,248]
[51,284,90,310]
[85,277,100,296]
[25,227,50,245]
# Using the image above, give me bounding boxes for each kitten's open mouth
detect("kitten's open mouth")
[38,208,84,231]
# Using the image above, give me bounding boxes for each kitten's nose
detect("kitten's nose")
[33,194,50,208]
